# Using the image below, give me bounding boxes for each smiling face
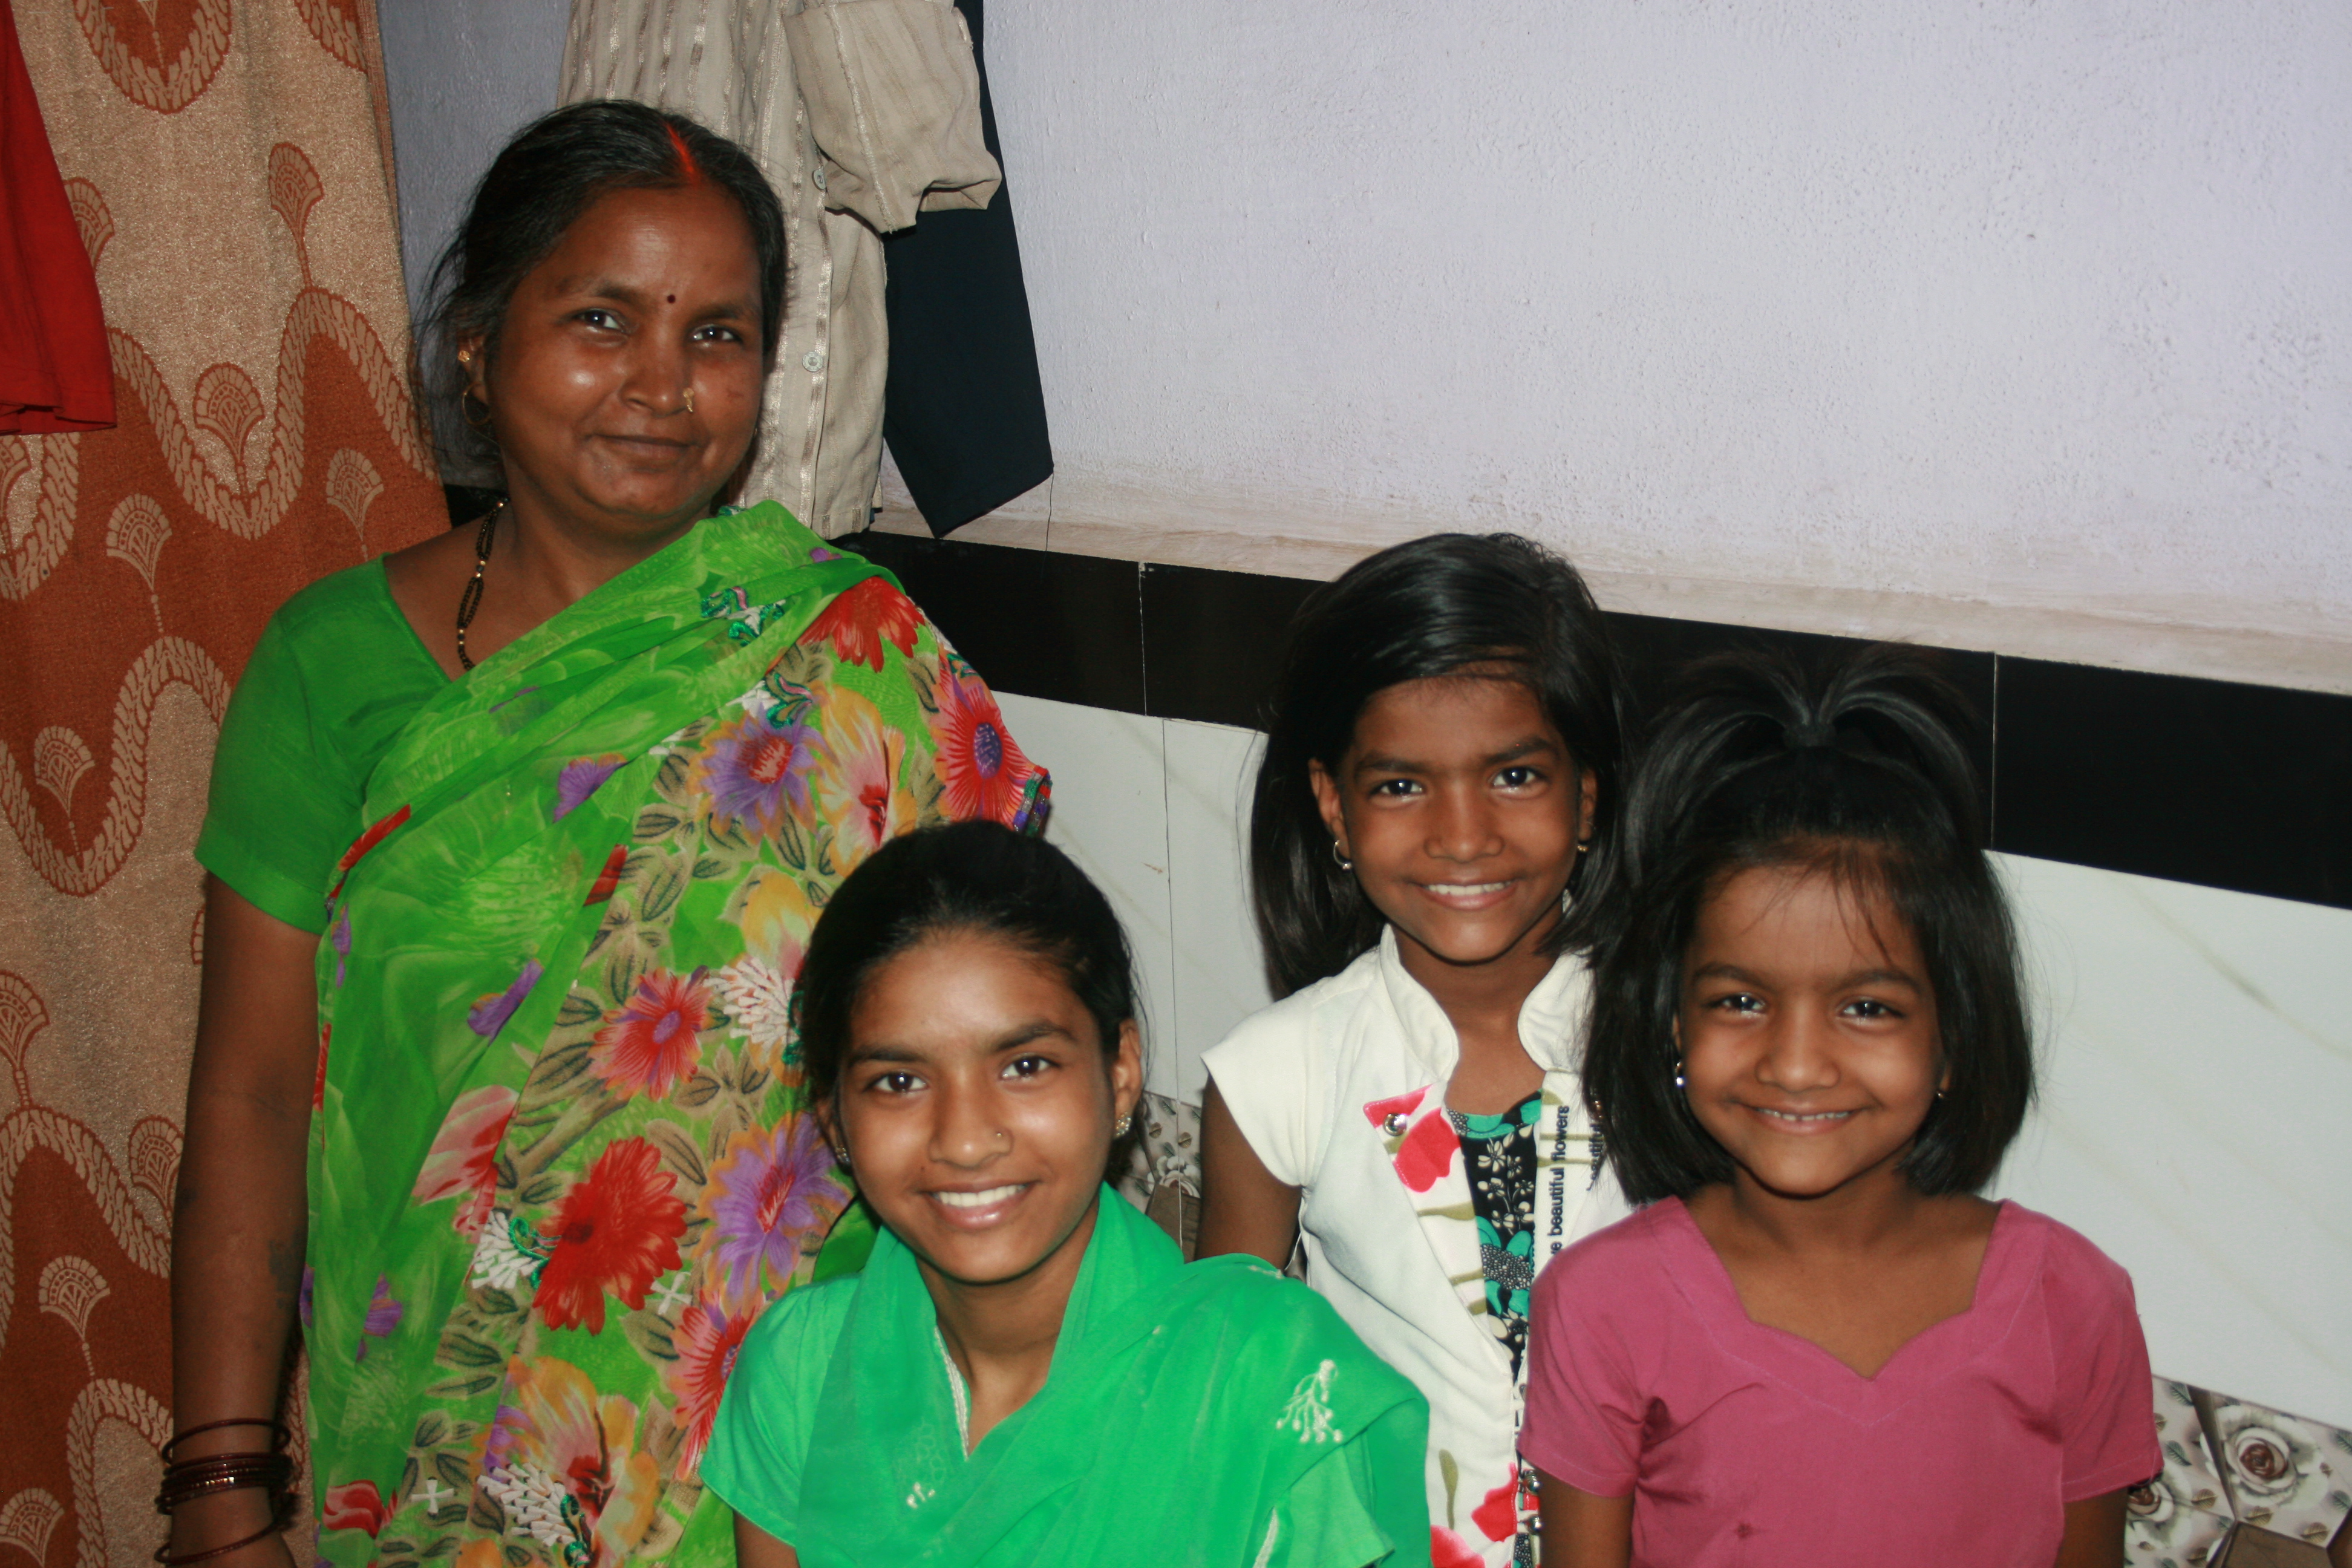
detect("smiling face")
[831,930,1142,1290]
[1678,860,1945,1202]
[467,182,765,547]
[1310,675,1595,977]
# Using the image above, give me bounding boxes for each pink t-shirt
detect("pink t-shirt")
[1520,1198,2158,1568]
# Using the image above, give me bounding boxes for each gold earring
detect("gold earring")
[1114,1113,1133,1137]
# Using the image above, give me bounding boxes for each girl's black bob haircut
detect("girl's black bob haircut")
[1584,644,2032,1204]
[1250,533,1629,998]
[419,100,788,469]
[796,821,1142,1165]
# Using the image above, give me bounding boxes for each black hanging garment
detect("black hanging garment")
[880,0,1053,536]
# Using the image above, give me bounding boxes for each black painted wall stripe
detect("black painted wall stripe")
[844,529,2352,913]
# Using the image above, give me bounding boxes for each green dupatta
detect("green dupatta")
[307,504,1046,1568]
[791,1191,1431,1567]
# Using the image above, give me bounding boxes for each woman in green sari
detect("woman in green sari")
[168,103,1045,1568]
[704,822,1431,1567]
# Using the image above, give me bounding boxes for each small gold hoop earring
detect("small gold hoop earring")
[461,392,494,433]
[1330,840,1352,872]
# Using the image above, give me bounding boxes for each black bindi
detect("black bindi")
[666,293,676,303]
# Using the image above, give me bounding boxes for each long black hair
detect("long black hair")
[1249,533,1629,997]
[419,100,788,469]
[1585,644,2032,1204]
[796,822,1142,1167]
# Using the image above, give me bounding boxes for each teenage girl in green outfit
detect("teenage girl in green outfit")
[706,822,1432,1568]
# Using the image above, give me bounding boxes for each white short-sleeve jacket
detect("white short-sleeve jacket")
[1203,928,1630,1567]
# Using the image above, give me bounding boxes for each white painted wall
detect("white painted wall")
[378,0,571,479]
[380,0,570,319]
[984,3,2352,650]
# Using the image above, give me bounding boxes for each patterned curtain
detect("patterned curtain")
[0,3,442,1564]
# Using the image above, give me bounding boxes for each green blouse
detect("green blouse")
[195,558,446,932]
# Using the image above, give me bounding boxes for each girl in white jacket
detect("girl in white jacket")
[1198,533,1636,1568]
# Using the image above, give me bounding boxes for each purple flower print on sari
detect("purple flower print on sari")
[356,1275,403,1360]
[330,912,351,988]
[699,1117,843,1304]
[555,754,627,820]
[466,960,544,1039]
[697,708,823,832]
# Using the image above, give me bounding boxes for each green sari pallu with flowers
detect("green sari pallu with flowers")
[304,505,1047,1568]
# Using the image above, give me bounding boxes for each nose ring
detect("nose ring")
[682,387,695,414]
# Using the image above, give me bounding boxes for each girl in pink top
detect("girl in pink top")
[1521,647,2158,1568]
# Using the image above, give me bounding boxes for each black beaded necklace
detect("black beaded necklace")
[453,500,503,672]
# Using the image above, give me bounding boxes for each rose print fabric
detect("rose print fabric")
[304,506,1047,1568]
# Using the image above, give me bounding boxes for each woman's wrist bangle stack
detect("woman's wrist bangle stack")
[154,1419,297,1565]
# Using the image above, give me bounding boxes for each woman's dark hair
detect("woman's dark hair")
[1584,644,2032,1203]
[1249,533,1629,997]
[797,822,1142,1165]
[419,100,788,468]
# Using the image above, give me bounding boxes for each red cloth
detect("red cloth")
[0,0,113,433]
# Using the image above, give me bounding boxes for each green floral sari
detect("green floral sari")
[304,505,1046,1568]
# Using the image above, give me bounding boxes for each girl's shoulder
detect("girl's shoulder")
[736,1275,860,1380]
[1206,945,1387,1070]
[1990,1201,2140,1317]
[1170,1253,1423,1401]
[1530,1198,1708,1344]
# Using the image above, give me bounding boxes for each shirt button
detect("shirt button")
[803,350,827,373]
[812,164,828,191]
[1382,1112,1408,1135]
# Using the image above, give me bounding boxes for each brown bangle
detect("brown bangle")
[155,1452,295,1517]
[160,1420,290,1465]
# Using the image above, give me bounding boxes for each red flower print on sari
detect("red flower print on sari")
[590,969,713,1100]
[328,803,411,900]
[932,661,1042,826]
[585,843,628,904]
[321,1478,391,1536]
[412,1083,519,1236]
[534,1139,686,1333]
[312,1025,330,1114]
[802,577,923,671]
[1362,1086,1459,1192]
[665,1298,754,1478]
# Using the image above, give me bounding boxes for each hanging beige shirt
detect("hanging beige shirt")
[561,0,1001,537]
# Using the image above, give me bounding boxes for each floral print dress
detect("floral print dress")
[303,508,1047,1568]
[1446,1093,1543,1380]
